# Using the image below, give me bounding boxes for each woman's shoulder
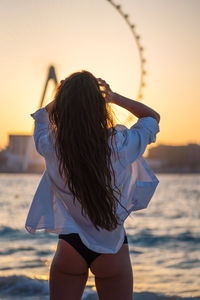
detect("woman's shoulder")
[113,117,159,144]
[110,118,159,163]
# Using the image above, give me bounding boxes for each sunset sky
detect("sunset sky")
[0,0,199,150]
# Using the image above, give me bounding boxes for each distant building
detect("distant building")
[1,135,200,173]
[0,134,45,173]
[147,144,200,172]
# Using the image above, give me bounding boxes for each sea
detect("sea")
[0,173,199,300]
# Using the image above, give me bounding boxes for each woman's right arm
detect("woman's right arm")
[111,93,160,123]
[98,78,160,123]
[98,78,160,162]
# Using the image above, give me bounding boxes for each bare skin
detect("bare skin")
[97,78,160,123]
[49,239,133,300]
[49,239,89,300]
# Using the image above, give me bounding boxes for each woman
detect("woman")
[25,70,160,300]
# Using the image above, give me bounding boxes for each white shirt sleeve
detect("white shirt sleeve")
[118,117,159,163]
[30,107,53,157]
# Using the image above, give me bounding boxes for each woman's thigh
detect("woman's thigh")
[49,239,89,300]
[90,244,133,300]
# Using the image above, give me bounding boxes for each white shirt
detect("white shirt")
[25,107,159,253]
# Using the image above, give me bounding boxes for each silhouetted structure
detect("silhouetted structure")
[39,65,58,108]
[0,134,45,173]
[147,144,200,173]
[0,65,58,173]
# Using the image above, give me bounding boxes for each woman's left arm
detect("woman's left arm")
[45,100,55,114]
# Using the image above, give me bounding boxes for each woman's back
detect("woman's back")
[26,111,159,254]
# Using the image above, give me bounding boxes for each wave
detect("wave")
[0,225,57,240]
[0,275,199,299]
[0,226,21,236]
[0,247,35,256]
[0,275,48,297]
[0,247,53,257]
[127,230,200,247]
[83,291,200,300]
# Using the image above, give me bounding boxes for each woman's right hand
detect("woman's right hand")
[97,78,114,103]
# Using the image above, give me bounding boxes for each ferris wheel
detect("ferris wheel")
[107,0,146,100]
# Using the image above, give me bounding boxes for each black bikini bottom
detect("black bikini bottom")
[58,233,128,268]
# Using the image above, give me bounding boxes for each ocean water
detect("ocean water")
[0,173,199,300]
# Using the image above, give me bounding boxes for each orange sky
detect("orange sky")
[0,0,199,150]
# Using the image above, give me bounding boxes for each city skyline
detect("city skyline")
[0,0,199,149]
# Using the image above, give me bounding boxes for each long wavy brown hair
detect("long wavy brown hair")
[49,70,122,231]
